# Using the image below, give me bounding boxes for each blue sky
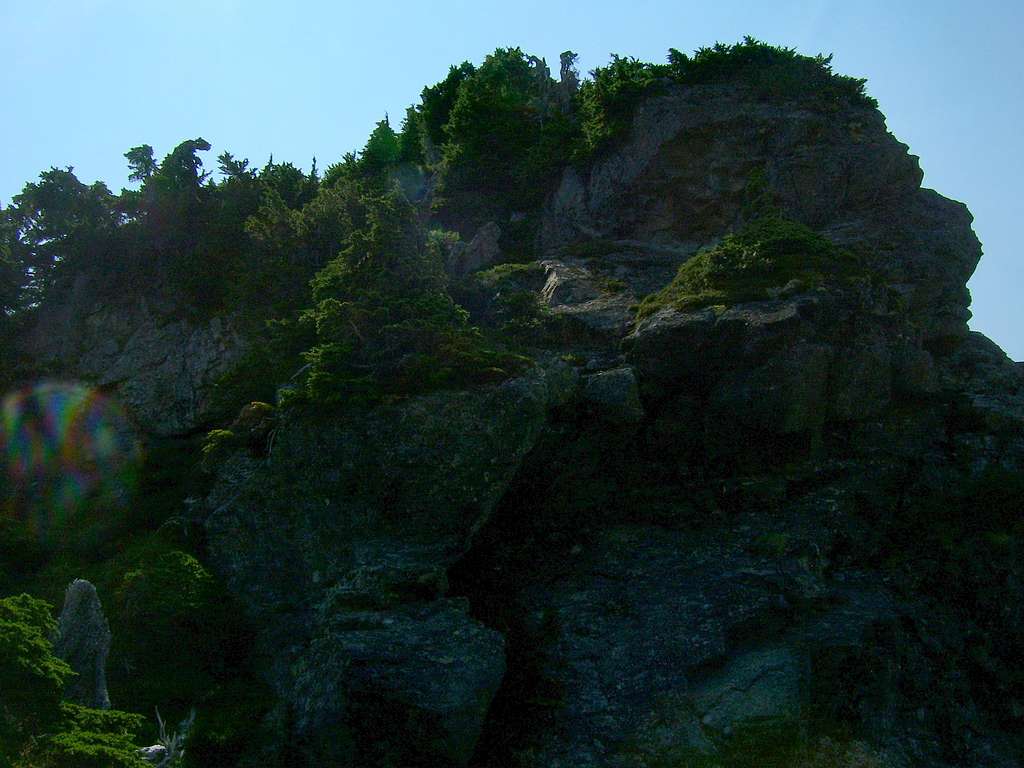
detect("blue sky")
[2,0,1020,359]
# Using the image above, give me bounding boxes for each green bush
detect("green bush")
[0,594,73,746]
[295,190,528,406]
[671,37,875,108]
[636,214,859,319]
[436,47,578,219]
[38,730,148,768]
[419,62,476,149]
[34,705,147,768]
[114,551,252,717]
[576,54,671,155]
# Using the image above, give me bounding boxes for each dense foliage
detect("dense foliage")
[0,37,875,338]
[296,190,527,406]
[436,47,577,220]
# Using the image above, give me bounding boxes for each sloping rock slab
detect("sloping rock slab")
[204,365,576,765]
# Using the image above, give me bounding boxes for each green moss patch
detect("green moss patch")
[636,216,860,320]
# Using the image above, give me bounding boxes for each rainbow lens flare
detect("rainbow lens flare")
[1,382,141,543]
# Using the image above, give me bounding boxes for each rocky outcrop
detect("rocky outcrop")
[436,82,1022,768]
[203,362,578,766]
[536,260,637,339]
[454,390,1024,767]
[53,579,112,710]
[447,222,504,277]
[129,78,1020,768]
[24,285,246,436]
[542,83,981,342]
[298,599,506,766]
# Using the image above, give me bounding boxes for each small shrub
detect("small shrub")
[576,55,671,155]
[296,190,531,407]
[38,729,148,768]
[0,595,153,766]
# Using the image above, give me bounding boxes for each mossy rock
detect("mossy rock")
[473,261,545,288]
[637,215,862,320]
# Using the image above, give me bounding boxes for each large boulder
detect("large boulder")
[475,516,903,768]
[296,599,505,766]
[203,363,577,765]
[581,367,644,425]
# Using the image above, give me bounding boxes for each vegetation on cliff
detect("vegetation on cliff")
[5,35,1020,768]
[635,213,861,319]
[576,36,875,155]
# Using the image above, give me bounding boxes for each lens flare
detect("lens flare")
[1,382,141,543]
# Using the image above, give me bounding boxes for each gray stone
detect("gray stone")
[23,295,246,436]
[495,520,897,768]
[713,342,832,435]
[138,744,167,765]
[542,83,980,341]
[53,579,112,710]
[296,599,505,766]
[688,648,801,732]
[892,341,939,396]
[447,221,502,277]
[540,260,602,306]
[830,340,893,421]
[582,367,644,424]
[539,260,636,339]
[204,365,573,764]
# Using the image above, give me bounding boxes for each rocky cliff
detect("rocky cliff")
[187,80,1024,767]
[22,275,246,437]
[16,71,1023,768]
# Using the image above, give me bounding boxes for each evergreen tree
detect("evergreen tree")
[418,62,475,148]
[358,115,402,175]
[397,106,424,164]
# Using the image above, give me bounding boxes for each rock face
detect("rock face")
[453,373,1024,767]
[23,285,246,436]
[479,521,894,767]
[203,363,578,766]
[439,83,1022,768]
[541,82,981,342]
[581,366,644,424]
[74,80,1019,767]
[53,579,112,710]
[447,221,504,277]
